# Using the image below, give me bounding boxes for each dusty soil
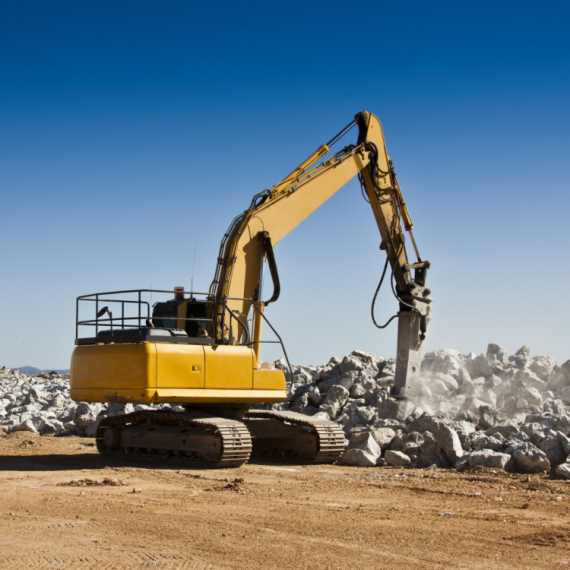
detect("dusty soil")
[1,432,570,569]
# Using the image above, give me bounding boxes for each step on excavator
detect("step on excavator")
[70,111,432,467]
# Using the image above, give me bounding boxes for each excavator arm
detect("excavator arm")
[208,111,432,400]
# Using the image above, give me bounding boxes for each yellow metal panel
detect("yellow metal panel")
[255,156,367,247]
[204,345,253,389]
[155,388,286,403]
[253,369,286,390]
[156,343,205,389]
[70,343,157,402]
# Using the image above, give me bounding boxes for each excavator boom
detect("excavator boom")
[209,111,432,401]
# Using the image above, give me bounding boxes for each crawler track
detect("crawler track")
[96,411,252,468]
[244,410,346,464]
[95,409,345,468]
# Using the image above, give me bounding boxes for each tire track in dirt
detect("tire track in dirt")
[0,553,224,569]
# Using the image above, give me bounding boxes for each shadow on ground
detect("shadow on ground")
[0,451,322,472]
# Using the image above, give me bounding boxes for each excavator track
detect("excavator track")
[95,410,252,468]
[244,410,345,464]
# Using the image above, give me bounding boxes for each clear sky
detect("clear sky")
[1,1,569,369]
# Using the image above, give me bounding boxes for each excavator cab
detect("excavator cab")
[151,294,213,339]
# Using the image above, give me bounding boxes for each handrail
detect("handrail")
[222,302,251,345]
[77,288,212,300]
[225,296,294,387]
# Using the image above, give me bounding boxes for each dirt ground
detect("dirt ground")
[1,432,569,569]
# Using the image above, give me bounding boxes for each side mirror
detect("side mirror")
[97,306,109,318]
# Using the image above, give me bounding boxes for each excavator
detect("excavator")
[70,111,432,467]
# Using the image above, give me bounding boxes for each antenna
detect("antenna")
[191,243,197,296]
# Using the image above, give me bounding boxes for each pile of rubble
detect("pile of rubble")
[0,367,156,438]
[2,343,570,477]
[272,344,570,477]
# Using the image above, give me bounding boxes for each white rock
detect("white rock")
[467,355,494,378]
[320,385,350,419]
[371,427,396,450]
[340,448,378,467]
[434,373,459,392]
[529,355,555,381]
[339,355,365,375]
[312,411,331,421]
[547,371,569,392]
[516,398,529,410]
[349,383,367,399]
[73,402,99,429]
[539,433,566,466]
[557,432,570,455]
[522,388,542,407]
[561,386,570,404]
[555,463,570,479]
[487,344,508,365]
[513,442,551,473]
[305,386,321,407]
[346,431,381,458]
[385,449,412,467]
[468,449,511,470]
[427,377,450,396]
[9,419,38,434]
[357,406,376,424]
[434,425,464,463]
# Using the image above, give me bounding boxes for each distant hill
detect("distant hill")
[16,366,70,376]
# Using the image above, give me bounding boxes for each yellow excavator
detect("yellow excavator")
[70,111,432,467]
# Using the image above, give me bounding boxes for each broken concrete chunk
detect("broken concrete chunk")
[557,431,570,455]
[340,448,378,467]
[9,419,38,434]
[434,424,464,464]
[367,427,394,450]
[478,405,501,430]
[320,385,350,420]
[384,449,411,467]
[555,463,570,479]
[291,392,310,413]
[529,355,555,381]
[404,413,442,435]
[485,423,519,439]
[419,431,450,468]
[522,388,542,407]
[465,355,495,379]
[474,435,503,452]
[487,344,508,365]
[73,402,100,430]
[538,433,567,466]
[469,449,511,470]
[347,431,381,457]
[512,442,551,473]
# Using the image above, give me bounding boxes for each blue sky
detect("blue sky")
[1,1,569,368]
